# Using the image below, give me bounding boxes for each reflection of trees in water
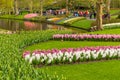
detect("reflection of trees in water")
[24,21,43,30]
[47,24,65,30]
[42,23,47,30]
[24,22,66,30]
[0,19,66,31]
[0,19,22,31]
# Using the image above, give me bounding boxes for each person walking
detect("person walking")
[89,11,93,19]
[93,11,96,19]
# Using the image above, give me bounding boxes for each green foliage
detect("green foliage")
[0,15,24,19]
[110,0,120,8]
[0,30,71,79]
[117,14,120,19]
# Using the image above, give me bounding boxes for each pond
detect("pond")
[0,19,87,33]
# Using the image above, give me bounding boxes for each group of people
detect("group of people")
[73,10,90,17]
[44,9,67,15]
[44,9,110,19]
[73,10,97,19]
[73,10,110,19]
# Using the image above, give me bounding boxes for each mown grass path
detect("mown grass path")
[25,41,120,51]
[40,60,120,80]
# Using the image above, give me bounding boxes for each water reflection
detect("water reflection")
[0,19,66,31]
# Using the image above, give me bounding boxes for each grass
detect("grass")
[71,19,94,29]
[0,30,72,79]
[0,14,25,19]
[110,9,120,15]
[39,60,120,80]
[25,39,120,80]
[25,41,120,51]
[110,9,120,19]
[1,9,120,79]
[89,29,120,34]
[58,18,94,29]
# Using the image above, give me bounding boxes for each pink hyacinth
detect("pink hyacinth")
[23,51,30,58]
[53,34,120,41]
[24,13,38,19]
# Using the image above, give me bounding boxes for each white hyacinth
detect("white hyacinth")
[23,46,120,65]
[25,54,31,61]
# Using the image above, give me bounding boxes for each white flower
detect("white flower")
[41,59,44,62]
[102,53,107,58]
[29,56,35,64]
[35,54,40,61]
[44,56,47,60]
[59,52,63,56]
[25,54,31,61]
[63,56,66,61]
[47,59,52,64]
[69,58,72,62]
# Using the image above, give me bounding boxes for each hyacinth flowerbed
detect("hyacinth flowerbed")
[23,46,120,65]
[53,34,120,41]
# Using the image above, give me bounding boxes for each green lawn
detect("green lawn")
[0,14,25,19]
[25,41,120,51]
[71,19,94,29]
[39,60,120,80]
[89,29,120,34]
[110,9,120,15]
[110,9,120,19]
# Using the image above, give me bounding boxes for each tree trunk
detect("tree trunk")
[14,0,19,15]
[29,0,33,13]
[40,0,43,16]
[66,0,69,14]
[106,0,111,20]
[96,0,103,30]
[106,0,110,13]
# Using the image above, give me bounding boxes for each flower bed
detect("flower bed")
[63,17,84,24]
[53,34,120,41]
[23,46,120,65]
[0,30,71,79]
[47,18,62,22]
[91,23,120,30]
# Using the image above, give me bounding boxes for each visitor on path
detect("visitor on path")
[102,12,110,19]
[93,11,96,19]
[89,11,93,19]
[84,10,89,17]
[89,10,96,19]
[73,11,79,17]
[78,11,83,16]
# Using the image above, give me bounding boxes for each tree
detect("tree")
[29,0,33,13]
[106,0,110,13]
[40,0,43,16]
[105,0,111,20]
[66,0,69,13]
[13,0,19,15]
[96,0,103,30]
[39,0,55,16]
